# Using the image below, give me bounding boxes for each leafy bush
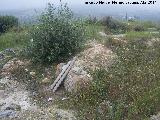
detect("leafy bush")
[127,21,156,32]
[85,16,99,24]
[27,3,86,63]
[101,16,127,34]
[133,25,145,31]
[0,16,18,33]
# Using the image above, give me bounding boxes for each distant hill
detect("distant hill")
[0,9,42,24]
[0,6,160,24]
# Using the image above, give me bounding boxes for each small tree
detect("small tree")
[134,25,145,32]
[0,16,18,33]
[28,3,86,63]
[101,16,127,33]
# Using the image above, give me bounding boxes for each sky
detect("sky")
[0,0,159,10]
[0,0,160,22]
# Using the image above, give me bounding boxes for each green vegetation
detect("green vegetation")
[101,16,128,34]
[125,31,160,41]
[85,16,99,25]
[127,21,157,33]
[1,3,160,120]
[63,32,160,119]
[104,37,124,49]
[85,23,104,40]
[133,24,145,31]
[0,15,18,33]
[125,31,152,40]
[27,3,86,63]
[0,31,29,51]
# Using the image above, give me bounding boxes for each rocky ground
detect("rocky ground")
[0,41,116,119]
[1,34,159,119]
[0,33,118,119]
[0,43,116,119]
[0,50,76,120]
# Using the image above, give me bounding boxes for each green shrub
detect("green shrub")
[0,16,18,33]
[133,25,145,31]
[65,36,160,119]
[142,21,156,29]
[27,3,86,63]
[101,16,127,34]
[85,16,99,24]
[127,21,156,32]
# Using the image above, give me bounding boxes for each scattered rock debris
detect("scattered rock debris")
[99,31,125,38]
[0,58,76,119]
[0,42,116,119]
[64,66,92,93]
[151,114,160,120]
[54,43,116,93]
[147,38,160,47]
[74,43,116,71]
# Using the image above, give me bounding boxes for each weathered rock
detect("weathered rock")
[0,53,4,60]
[151,114,160,120]
[99,31,107,37]
[1,58,26,77]
[42,78,51,84]
[0,57,78,119]
[0,77,10,90]
[0,84,5,90]
[72,67,86,75]
[0,77,37,112]
[0,77,10,84]
[74,44,116,71]
[64,66,92,93]
[97,100,112,115]
[5,103,21,111]
[0,90,5,98]
[30,72,36,76]
[147,38,160,47]
[0,110,17,119]
[54,43,116,93]
[5,48,16,55]
[96,100,113,119]
[55,109,76,120]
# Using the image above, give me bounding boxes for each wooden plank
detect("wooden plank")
[50,61,71,90]
[52,57,76,92]
[50,57,76,92]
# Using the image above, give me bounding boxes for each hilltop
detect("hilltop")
[1,3,160,120]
